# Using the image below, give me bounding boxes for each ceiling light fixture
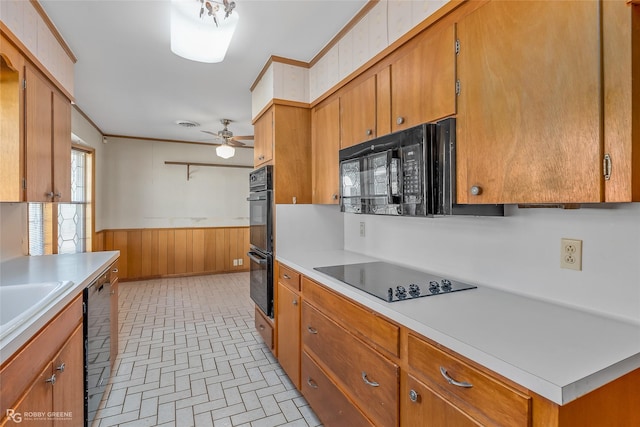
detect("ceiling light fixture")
[170,0,239,63]
[216,143,235,159]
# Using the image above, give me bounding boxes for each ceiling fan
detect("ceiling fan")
[201,118,253,159]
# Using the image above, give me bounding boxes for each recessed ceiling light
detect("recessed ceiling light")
[175,120,200,128]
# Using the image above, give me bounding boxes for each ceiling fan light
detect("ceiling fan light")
[170,0,239,63]
[216,144,235,159]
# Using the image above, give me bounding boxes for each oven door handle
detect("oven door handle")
[247,196,267,202]
[247,251,267,265]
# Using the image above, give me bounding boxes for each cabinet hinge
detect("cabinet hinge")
[456,80,461,95]
[455,39,460,55]
[22,79,26,90]
[603,153,612,181]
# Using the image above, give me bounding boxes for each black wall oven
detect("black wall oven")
[248,165,274,318]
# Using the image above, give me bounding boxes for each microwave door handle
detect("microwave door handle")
[388,157,400,202]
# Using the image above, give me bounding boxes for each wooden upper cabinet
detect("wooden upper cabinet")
[312,97,340,204]
[254,108,274,167]
[391,23,456,132]
[0,36,25,202]
[272,104,311,204]
[25,65,72,203]
[456,0,602,204]
[341,74,377,149]
[602,1,640,202]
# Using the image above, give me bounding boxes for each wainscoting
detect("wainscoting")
[95,227,250,281]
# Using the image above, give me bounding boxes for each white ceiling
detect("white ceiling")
[39,0,368,147]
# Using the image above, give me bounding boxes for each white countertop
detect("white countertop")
[0,251,119,364]
[277,249,640,405]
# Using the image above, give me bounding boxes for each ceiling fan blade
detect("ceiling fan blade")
[201,130,219,136]
[230,135,254,141]
[227,140,246,147]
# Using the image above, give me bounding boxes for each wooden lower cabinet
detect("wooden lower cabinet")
[276,281,301,389]
[0,297,84,426]
[402,372,480,427]
[255,306,274,352]
[301,351,374,427]
[302,302,399,427]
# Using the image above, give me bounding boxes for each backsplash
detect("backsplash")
[275,203,640,323]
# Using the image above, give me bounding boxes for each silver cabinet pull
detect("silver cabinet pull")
[440,367,473,388]
[292,299,298,306]
[396,116,405,125]
[258,155,265,161]
[45,191,55,198]
[332,193,338,200]
[307,326,318,334]
[45,374,56,385]
[366,129,372,136]
[307,377,318,389]
[54,191,61,199]
[258,324,265,330]
[470,185,482,196]
[283,274,291,280]
[56,363,65,373]
[361,371,379,387]
[409,389,419,402]
[112,268,119,273]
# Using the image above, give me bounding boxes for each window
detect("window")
[28,146,94,255]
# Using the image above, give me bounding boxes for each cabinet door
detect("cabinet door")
[11,364,55,426]
[402,372,480,427]
[341,75,376,149]
[0,37,25,202]
[254,108,273,167]
[391,23,456,132]
[276,282,301,389]
[456,0,601,204]
[312,98,340,204]
[52,90,71,203]
[25,66,53,202]
[52,326,84,426]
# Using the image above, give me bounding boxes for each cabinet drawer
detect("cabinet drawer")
[302,302,399,427]
[302,277,399,357]
[255,307,273,351]
[279,264,301,291]
[408,334,530,427]
[302,351,374,427]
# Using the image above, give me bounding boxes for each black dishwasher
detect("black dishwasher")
[83,269,111,426]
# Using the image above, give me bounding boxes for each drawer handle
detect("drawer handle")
[283,274,291,279]
[307,377,318,389]
[259,324,265,330]
[409,389,419,403]
[361,371,379,387]
[440,367,473,388]
[307,326,318,335]
[45,374,56,385]
[112,268,119,273]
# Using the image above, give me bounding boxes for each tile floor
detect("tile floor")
[94,273,321,427]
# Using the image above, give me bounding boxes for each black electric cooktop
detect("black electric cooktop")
[314,261,477,303]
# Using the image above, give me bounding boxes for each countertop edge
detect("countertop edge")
[276,251,640,406]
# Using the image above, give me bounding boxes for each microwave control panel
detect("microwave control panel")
[401,143,424,215]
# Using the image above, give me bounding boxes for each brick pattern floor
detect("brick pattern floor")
[93,273,321,427]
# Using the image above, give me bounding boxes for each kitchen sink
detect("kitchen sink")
[0,281,74,339]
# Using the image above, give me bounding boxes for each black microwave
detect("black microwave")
[339,118,503,217]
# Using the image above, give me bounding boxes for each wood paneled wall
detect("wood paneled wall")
[95,227,250,281]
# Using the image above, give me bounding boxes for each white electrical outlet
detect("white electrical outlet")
[560,238,582,271]
[238,259,243,266]
[233,259,238,266]
[360,222,366,237]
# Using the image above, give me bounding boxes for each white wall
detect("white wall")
[101,137,251,229]
[275,205,344,257]
[0,203,26,261]
[343,205,640,323]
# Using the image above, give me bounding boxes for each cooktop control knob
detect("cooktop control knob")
[387,287,394,302]
[428,281,440,293]
[408,283,420,297]
[441,279,452,291]
[395,285,407,299]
